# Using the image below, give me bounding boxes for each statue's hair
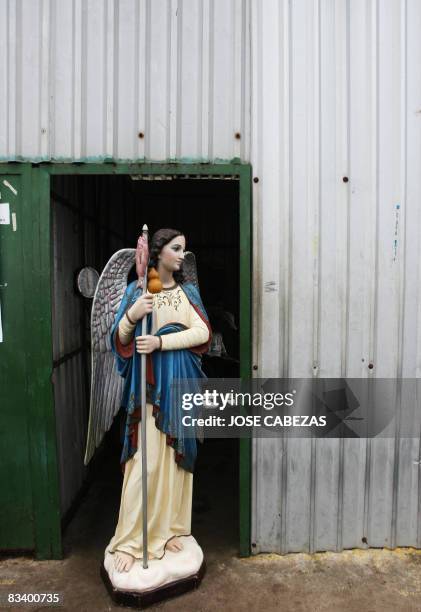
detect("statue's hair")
[148,228,186,284]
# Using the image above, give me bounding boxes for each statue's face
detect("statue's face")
[158,235,186,273]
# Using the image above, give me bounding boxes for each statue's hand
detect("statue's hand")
[128,292,153,322]
[136,334,160,354]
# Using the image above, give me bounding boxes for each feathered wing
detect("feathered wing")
[183,251,199,288]
[84,248,136,465]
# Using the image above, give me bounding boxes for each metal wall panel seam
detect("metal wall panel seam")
[413,0,421,546]
[401,26,421,534]
[196,0,210,160]
[362,0,379,547]
[353,0,371,548]
[50,0,60,158]
[39,0,50,158]
[370,0,379,377]
[175,0,183,158]
[240,0,248,160]
[342,0,350,379]
[144,0,151,159]
[168,0,178,160]
[207,0,214,160]
[245,0,255,385]
[71,0,82,159]
[312,0,321,383]
[309,0,321,555]
[283,0,292,382]
[232,0,241,159]
[267,0,283,552]
[104,0,115,158]
[14,0,20,156]
[249,0,262,553]
[134,0,144,159]
[390,0,408,549]
[113,0,119,159]
[260,0,281,379]
[82,0,90,158]
[335,0,350,553]
[279,0,292,554]
[239,0,249,161]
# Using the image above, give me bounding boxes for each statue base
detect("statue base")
[101,535,205,608]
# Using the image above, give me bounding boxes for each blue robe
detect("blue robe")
[110,280,211,473]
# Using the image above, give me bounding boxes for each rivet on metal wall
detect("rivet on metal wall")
[138,132,144,139]
[253,365,258,370]
[253,177,259,183]
[342,176,349,183]
[368,363,374,369]
[235,132,241,139]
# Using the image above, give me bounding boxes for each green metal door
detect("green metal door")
[0,164,61,558]
[0,165,34,549]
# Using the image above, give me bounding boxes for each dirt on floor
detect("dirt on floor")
[2,438,421,611]
[1,546,421,611]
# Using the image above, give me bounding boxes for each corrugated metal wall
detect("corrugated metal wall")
[250,0,421,553]
[0,0,250,162]
[2,0,421,552]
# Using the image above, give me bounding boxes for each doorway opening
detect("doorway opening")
[49,170,248,560]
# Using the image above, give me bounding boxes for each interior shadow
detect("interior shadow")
[51,174,240,561]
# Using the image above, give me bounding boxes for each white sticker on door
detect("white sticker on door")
[0,203,10,225]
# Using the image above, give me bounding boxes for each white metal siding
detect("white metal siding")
[250,0,421,553]
[0,0,250,162]
[2,0,421,553]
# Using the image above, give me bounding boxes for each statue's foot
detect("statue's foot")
[114,550,154,572]
[166,536,184,552]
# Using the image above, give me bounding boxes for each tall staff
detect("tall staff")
[136,224,150,569]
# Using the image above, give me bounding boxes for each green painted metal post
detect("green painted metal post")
[24,167,62,559]
[239,165,252,557]
[0,164,34,550]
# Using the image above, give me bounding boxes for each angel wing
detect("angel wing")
[84,248,136,465]
[183,251,199,289]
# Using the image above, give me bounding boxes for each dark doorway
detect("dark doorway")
[50,173,240,559]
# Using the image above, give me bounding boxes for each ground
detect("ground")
[1,437,421,611]
[2,544,421,611]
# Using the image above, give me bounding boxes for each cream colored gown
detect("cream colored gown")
[106,284,209,560]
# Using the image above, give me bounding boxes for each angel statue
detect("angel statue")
[84,226,212,602]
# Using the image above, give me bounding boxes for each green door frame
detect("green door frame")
[33,161,252,559]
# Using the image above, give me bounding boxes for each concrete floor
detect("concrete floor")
[1,438,421,611]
